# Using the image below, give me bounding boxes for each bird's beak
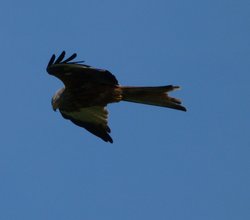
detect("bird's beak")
[52,102,58,111]
[52,106,57,111]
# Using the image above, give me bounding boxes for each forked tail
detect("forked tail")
[120,85,186,111]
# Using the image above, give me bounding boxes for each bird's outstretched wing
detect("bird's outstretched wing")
[60,106,113,143]
[47,51,118,88]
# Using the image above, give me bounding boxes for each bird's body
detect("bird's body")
[47,51,186,143]
[52,85,122,111]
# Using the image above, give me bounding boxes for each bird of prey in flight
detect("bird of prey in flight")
[47,51,186,143]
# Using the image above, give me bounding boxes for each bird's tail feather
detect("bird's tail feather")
[120,85,186,111]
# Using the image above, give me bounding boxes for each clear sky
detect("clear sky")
[0,0,249,219]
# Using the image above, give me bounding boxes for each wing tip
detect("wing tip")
[47,51,87,73]
[104,135,113,143]
[178,105,187,112]
[47,54,56,70]
[102,126,113,143]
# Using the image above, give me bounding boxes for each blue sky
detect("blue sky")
[0,0,249,219]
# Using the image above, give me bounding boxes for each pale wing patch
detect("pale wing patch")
[63,106,108,127]
[60,106,113,143]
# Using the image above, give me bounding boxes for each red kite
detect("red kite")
[47,51,186,143]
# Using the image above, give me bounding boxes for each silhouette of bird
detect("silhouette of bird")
[47,51,186,143]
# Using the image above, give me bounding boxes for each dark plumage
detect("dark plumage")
[47,51,186,143]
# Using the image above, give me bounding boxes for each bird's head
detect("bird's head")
[51,87,65,111]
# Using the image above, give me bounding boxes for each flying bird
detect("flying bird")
[47,51,186,143]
